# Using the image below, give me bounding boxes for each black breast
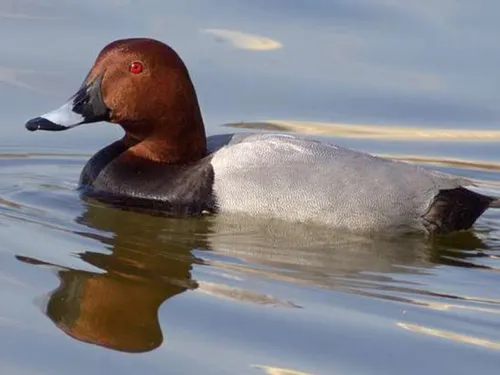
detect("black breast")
[78,141,217,216]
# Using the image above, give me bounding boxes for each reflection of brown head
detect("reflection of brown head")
[47,270,167,353]
[20,201,211,353]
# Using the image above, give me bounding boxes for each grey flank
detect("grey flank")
[208,133,473,232]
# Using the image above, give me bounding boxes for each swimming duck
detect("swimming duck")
[24,38,499,234]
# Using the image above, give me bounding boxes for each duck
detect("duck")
[24,37,500,234]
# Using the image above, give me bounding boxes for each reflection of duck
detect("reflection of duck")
[204,215,493,292]
[15,200,493,353]
[18,202,209,353]
[45,267,169,353]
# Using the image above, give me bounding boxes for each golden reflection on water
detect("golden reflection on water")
[196,281,300,308]
[409,297,500,313]
[226,120,500,142]
[381,154,500,172]
[397,322,500,350]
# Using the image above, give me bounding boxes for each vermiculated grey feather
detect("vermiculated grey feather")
[209,133,476,232]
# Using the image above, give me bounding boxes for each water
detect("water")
[2,1,500,374]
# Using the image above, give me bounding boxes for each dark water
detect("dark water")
[2,1,500,374]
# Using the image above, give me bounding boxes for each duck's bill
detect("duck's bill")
[25,73,109,132]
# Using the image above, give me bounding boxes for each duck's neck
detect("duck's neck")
[122,116,208,165]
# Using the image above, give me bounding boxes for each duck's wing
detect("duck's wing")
[209,133,479,232]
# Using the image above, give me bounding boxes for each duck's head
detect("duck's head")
[25,38,207,163]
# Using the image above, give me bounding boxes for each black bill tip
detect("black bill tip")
[25,117,70,132]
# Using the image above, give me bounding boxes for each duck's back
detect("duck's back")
[209,133,474,231]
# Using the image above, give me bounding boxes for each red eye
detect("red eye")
[129,61,143,74]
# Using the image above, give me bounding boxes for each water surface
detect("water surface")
[1,1,500,374]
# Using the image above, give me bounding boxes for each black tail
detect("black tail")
[422,187,495,234]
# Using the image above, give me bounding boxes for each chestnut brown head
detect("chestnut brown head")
[25,38,207,162]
